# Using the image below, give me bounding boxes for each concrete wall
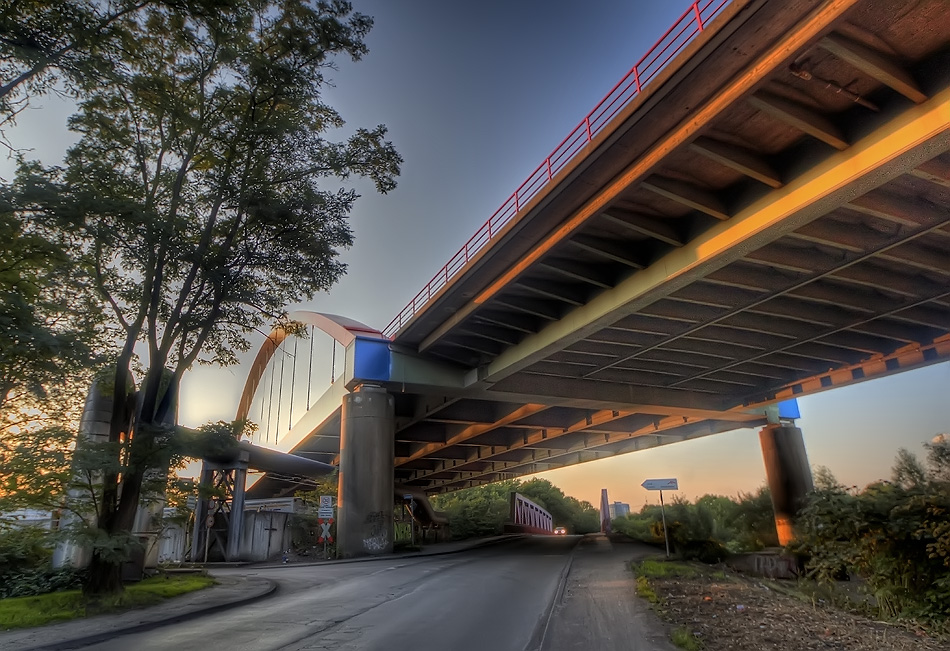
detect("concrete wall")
[158,523,188,563]
[238,510,293,562]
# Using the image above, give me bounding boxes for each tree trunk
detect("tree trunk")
[83,367,179,596]
[83,552,123,597]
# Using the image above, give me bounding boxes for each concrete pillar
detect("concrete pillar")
[53,380,116,569]
[337,384,395,558]
[759,424,814,546]
[190,462,215,562]
[225,454,249,561]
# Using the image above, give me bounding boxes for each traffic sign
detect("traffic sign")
[319,495,333,508]
[317,506,334,518]
[641,478,678,491]
[317,518,334,543]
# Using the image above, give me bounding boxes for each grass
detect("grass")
[636,575,660,603]
[633,559,708,650]
[635,558,700,579]
[0,573,215,630]
[671,626,703,650]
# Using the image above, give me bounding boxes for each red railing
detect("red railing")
[383,0,732,338]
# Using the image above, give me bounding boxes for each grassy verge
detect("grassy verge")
[670,626,702,650]
[0,574,216,630]
[632,559,706,650]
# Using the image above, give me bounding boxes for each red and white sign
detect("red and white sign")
[317,518,334,543]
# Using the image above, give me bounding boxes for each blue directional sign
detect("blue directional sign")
[641,478,678,491]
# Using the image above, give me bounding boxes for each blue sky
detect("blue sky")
[6,0,948,508]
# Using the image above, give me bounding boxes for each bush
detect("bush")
[0,526,88,598]
[0,526,51,575]
[794,443,950,625]
[1,565,87,599]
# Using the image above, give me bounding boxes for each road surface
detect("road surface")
[84,536,576,651]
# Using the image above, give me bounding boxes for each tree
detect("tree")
[0,1,233,145]
[13,0,400,595]
[891,447,927,490]
[0,179,109,521]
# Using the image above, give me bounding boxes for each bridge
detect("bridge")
[210,0,950,558]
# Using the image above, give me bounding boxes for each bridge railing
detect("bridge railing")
[383,0,733,338]
[507,492,553,534]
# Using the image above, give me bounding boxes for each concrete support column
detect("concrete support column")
[225,452,249,561]
[190,463,215,562]
[53,380,115,568]
[337,384,395,558]
[759,424,814,546]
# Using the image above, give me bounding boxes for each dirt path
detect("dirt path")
[640,562,950,650]
[543,537,676,651]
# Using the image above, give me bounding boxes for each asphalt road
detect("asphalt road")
[82,536,578,651]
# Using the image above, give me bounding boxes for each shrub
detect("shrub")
[794,443,950,625]
[0,526,86,598]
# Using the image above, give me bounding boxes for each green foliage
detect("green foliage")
[635,575,659,604]
[730,487,779,551]
[0,565,87,599]
[794,438,950,625]
[634,559,699,579]
[431,480,515,539]
[5,0,401,596]
[290,474,339,555]
[430,478,600,539]
[0,573,214,629]
[614,489,776,561]
[0,525,50,575]
[0,526,87,599]
[670,627,703,650]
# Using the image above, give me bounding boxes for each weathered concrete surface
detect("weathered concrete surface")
[760,424,814,545]
[337,384,395,558]
[542,536,677,651]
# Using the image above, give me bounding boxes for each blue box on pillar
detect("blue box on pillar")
[352,337,392,384]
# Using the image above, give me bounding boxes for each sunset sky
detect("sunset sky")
[7,0,948,509]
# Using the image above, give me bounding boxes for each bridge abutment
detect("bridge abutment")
[338,384,395,558]
[759,424,813,546]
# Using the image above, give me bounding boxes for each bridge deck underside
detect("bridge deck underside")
[251,0,950,497]
[382,0,950,492]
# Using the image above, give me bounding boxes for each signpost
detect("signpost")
[641,478,679,558]
[318,496,335,557]
[404,494,415,546]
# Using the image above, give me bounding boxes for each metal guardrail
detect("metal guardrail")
[383,0,732,339]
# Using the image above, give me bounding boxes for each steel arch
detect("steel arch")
[235,311,387,423]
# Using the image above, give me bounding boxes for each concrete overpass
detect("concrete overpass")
[235,0,950,556]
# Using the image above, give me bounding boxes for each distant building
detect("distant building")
[608,501,630,519]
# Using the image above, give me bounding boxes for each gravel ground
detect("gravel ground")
[643,566,950,651]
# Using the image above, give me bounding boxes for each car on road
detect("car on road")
[554,526,567,535]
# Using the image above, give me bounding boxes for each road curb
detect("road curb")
[526,539,578,651]
[27,578,279,651]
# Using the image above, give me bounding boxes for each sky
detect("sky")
[6,0,949,509]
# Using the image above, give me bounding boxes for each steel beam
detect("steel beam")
[480,86,950,386]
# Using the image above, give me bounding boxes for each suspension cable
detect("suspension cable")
[288,335,298,431]
[307,326,314,409]
[266,340,277,443]
[276,340,286,438]
[330,339,336,384]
